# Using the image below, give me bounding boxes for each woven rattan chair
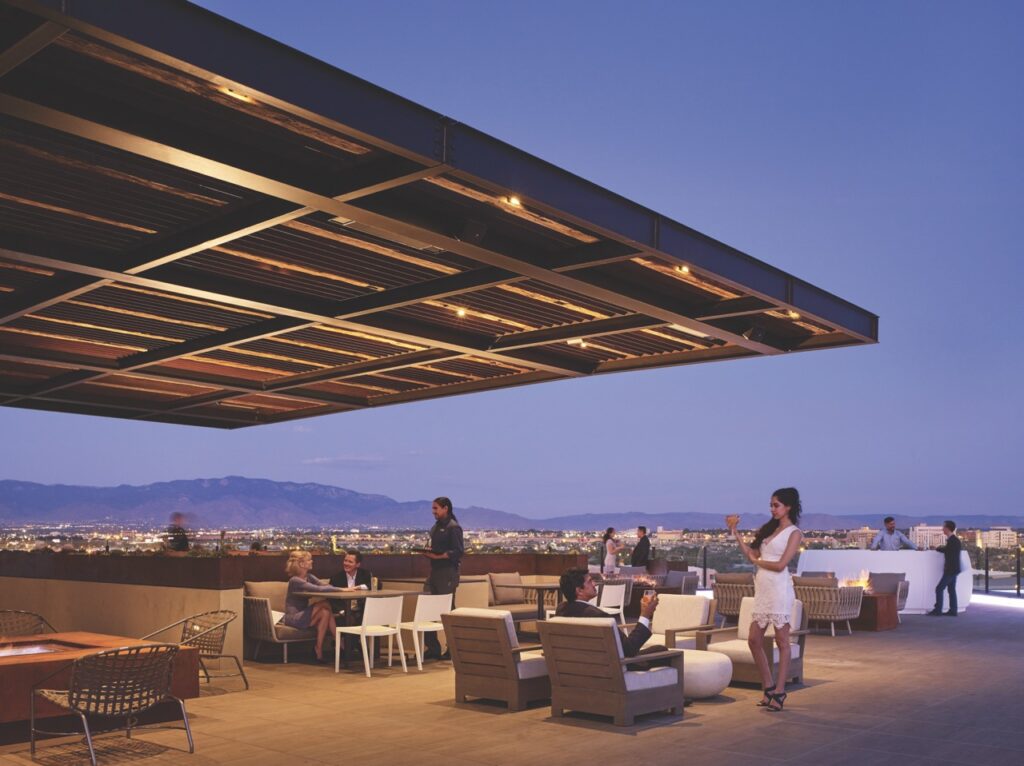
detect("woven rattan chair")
[0,610,56,636]
[711,573,755,626]
[30,643,193,766]
[142,610,247,690]
[793,580,863,636]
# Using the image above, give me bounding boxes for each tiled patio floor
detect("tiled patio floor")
[3,601,1021,766]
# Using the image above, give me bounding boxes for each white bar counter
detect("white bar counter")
[797,550,974,614]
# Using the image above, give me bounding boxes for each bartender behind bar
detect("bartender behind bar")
[420,496,463,661]
[870,516,917,551]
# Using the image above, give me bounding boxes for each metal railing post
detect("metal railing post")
[1017,546,1021,597]
[984,548,989,593]
[702,546,708,589]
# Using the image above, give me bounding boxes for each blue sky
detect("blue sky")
[2,1,1022,518]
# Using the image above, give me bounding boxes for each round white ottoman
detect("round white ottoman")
[681,650,732,699]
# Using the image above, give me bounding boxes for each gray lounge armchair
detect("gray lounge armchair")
[868,572,910,622]
[243,581,315,663]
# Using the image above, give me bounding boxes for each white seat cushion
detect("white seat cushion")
[706,638,800,664]
[337,624,399,637]
[679,650,732,699]
[623,666,678,691]
[516,650,548,680]
[644,633,696,651]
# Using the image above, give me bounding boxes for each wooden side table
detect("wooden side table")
[850,592,899,631]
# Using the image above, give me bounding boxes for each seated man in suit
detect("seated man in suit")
[330,549,373,621]
[555,567,667,662]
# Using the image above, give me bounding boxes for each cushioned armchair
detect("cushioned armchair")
[539,616,685,726]
[696,597,808,686]
[644,595,717,651]
[793,577,863,636]
[441,608,549,711]
[243,581,315,663]
[486,572,545,622]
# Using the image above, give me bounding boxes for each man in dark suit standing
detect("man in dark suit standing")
[927,520,962,616]
[630,526,651,567]
[554,568,664,658]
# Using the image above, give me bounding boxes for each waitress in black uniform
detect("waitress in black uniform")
[421,496,463,660]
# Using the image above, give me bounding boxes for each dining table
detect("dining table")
[295,588,422,666]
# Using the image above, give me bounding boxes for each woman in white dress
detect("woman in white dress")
[602,527,625,575]
[726,487,803,712]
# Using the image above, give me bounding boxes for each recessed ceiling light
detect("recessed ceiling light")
[787,310,801,320]
[505,196,522,207]
[218,86,255,103]
[455,308,467,318]
[675,265,690,274]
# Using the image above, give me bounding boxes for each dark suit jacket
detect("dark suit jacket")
[554,599,651,657]
[936,535,962,575]
[630,536,651,567]
[329,568,374,612]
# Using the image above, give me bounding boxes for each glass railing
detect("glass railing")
[969,546,1022,597]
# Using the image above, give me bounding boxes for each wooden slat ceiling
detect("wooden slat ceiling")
[0,1,876,428]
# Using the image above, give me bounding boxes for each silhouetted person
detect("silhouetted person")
[164,512,190,553]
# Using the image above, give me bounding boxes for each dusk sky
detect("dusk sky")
[2,1,1021,519]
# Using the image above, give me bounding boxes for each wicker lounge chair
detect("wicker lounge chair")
[0,610,55,637]
[142,609,247,690]
[793,577,863,636]
[30,644,193,766]
[711,573,755,626]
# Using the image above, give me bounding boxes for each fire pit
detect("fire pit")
[0,639,90,658]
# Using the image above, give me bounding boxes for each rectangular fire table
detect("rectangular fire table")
[0,632,199,724]
[850,593,899,632]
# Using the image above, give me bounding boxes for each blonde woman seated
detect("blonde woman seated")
[284,550,343,661]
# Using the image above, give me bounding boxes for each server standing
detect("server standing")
[421,496,463,660]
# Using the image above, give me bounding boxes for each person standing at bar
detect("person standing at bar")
[869,517,917,551]
[927,520,962,616]
[420,496,463,660]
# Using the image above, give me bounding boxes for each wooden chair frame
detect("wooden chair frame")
[441,612,550,712]
[538,620,685,726]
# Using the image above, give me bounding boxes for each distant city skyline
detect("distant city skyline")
[2,1,1022,518]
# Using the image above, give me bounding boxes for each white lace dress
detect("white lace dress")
[752,525,800,629]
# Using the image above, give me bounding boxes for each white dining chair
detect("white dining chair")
[399,593,454,670]
[597,583,627,624]
[335,595,408,677]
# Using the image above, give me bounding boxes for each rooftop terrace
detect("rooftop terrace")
[2,599,1019,766]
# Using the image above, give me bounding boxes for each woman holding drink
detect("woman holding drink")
[726,487,803,711]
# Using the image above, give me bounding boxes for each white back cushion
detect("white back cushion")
[547,616,623,658]
[449,607,518,648]
[652,595,708,635]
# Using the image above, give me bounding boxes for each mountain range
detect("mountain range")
[0,477,1020,530]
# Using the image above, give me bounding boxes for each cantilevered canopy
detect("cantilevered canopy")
[0,0,877,428]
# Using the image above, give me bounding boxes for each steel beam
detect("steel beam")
[0,18,66,77]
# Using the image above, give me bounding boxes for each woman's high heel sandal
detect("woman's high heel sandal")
[766,691,788,712]
[756,688,773,707]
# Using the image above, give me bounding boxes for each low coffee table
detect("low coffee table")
[850,592,899,631]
